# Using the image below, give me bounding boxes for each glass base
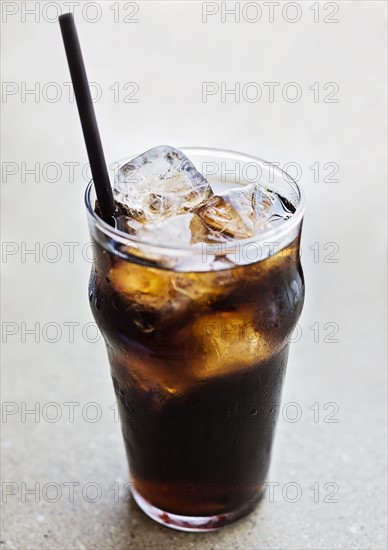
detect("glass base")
[131,487,260,532]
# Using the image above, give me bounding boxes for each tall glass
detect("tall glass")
[85,148,305,531]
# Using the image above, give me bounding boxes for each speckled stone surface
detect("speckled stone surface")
[1,2,387,549]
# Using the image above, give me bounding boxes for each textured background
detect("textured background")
[1,1,387,549]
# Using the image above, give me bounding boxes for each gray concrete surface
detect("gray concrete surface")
[1,2,387,549]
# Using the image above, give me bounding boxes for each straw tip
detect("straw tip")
[59,12,74,24]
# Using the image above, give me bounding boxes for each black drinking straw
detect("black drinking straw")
[59,13,116,226]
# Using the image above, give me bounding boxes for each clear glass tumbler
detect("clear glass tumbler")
[85,148,305,531]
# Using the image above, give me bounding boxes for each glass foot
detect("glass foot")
[131,487,259,532]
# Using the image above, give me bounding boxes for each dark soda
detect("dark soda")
[89,233,304,520]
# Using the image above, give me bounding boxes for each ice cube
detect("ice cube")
[108,260,175,310]
[196,183,294,240]
[133,213,208,247]
[173,309,273,382]
[114,145,213,223]
[172,268,239,304]
[121,308,273,399]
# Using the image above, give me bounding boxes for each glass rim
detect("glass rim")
[84,147,306,255]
